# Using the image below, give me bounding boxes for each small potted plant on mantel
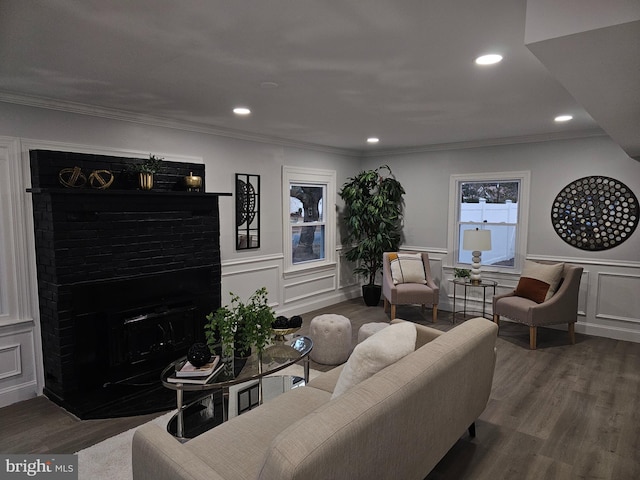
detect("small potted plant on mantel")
[204,287,275,373]
[129,154,164,190]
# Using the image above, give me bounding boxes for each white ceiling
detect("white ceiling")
[0,1,637,155]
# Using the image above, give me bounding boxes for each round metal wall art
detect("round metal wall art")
[551,176,638,251]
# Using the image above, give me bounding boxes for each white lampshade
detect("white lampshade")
[463,228,492,251]
[463,229,492,284]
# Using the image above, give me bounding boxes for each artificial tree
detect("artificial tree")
[339,165,405,306]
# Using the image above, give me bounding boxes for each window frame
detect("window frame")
[282,166,336,274]
[0,138,24,324]
[448,171,530,274]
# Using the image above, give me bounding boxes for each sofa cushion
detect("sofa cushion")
[185,386,331,480]
[331,321,416,398]
[307,364,344,394]
[514,261,564,303]
[389,253,426,285]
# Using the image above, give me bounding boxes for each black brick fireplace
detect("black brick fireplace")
[28,150,230,419]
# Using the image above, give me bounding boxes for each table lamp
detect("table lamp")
[463,228,492,284]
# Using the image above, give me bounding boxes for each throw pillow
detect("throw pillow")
[389,253,427,285]
[331,321,417,399]
[514,260,564,303]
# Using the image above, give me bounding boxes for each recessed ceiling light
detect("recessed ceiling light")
[475,54,503,65]
[233,107,251,115]
[367,137,380,144]
[260,81,279,89]
[554,114,573,122]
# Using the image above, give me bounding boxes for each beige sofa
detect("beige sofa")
[132,318,498,480]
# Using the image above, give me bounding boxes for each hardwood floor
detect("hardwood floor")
[1,298,639,478]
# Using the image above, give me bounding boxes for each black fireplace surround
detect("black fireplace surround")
[29,150,230,419]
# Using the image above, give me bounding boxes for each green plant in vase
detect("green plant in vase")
[128,154,164,190]
[204,287,275,364]
[454,268,471,280]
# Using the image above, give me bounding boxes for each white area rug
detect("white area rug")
[76,364,320,480]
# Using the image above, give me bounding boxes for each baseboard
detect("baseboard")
[0,380,38,408]
[574,322,640,344]
[496,318,640,345]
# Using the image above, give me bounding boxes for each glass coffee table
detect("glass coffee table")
[161,336,313,440]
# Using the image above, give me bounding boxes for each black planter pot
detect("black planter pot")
[362,284,382,306]
[233,338,251,359]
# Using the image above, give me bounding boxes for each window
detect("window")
[282,166,336,273]
[449,171,530,272]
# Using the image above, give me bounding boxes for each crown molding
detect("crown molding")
[0,91,608,159]
[0,92,361,158]
[361,128,608,157]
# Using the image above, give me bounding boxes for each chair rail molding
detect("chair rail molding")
[527,254,640,269]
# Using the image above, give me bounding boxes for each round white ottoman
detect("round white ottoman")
[357,322,389,344]
[309,314,352,365]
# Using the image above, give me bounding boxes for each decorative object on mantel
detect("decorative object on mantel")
[58,166,87,188]
[88,169,114,190]
[59,167,114,189]
[128,154,164,190]
[551,176,638,251]
[236,173,260,250]
[184,172,202,192]
[204,287,275,373]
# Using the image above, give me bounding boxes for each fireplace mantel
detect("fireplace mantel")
[28,150,228,418]
[28,188,232,198]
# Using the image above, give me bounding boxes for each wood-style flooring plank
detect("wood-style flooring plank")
[1,298,639,480]
[0,396,164,454]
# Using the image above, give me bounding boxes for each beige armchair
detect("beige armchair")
[382,252,439,322]
[493,262,583,349]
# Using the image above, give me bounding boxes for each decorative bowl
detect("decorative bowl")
[272,327,300,343]
[184,172,202,191]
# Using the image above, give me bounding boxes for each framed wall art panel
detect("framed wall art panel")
[236,173,260,250]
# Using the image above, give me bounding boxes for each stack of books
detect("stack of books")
[167,355,223,384]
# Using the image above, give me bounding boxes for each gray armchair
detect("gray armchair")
[382,252,439,322]
[492,262,583,349]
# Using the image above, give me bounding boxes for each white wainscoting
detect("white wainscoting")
[595,273,640,324]
[0,324,38,406]
[0,137,42,408]
[437,253,640,344]
[221,247,361,319]
[283,271,336,305]
[0,343,22,380]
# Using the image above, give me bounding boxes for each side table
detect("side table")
[452,278,497,323]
